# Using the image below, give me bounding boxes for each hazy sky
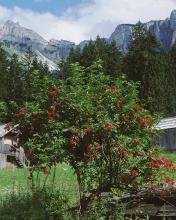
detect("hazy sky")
[0,0,175,43]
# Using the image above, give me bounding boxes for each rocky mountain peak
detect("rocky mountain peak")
[0,20,47,45]
[4,20,20,28]
[170,10,176,30]
[109,24,133,52]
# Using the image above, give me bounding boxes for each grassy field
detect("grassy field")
[162,151,176,161]
[0,151,176,198]
[0,163,79,204]
[0,152,175,219]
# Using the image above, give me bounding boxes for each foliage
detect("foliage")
[14,60,166,212]
[81,196,125,220]
[0,186,129,219]
[0,101,8,122]
[167,43,176,115]
[58,36,122,80]
[0,100,19,122]
[0,187,73,220]
[123,22,171,115]
[0,46,51,122]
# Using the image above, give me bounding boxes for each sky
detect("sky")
[0,0,175,44]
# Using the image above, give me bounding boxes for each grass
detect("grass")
[0,151,175,204]
[0,163,79,205]
[0,151,176,194]
[162,151,176,161]
[0,153,176,219]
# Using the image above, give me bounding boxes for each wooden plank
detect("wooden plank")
[157,205,176,216]
[0,153,7,168]
[126,203,159,216]
[157,213,176,216]
[160,205,176,212]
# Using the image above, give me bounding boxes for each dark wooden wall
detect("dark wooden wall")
[159,128,176,151]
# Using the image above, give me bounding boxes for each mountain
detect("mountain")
[110,10,176,52]
[0,20,76,69]
[0,10,176,69]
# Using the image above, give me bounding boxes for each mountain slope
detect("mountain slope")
[0,21,75,69]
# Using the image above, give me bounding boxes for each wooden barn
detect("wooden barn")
[156,116,176,151]
[0,123,29,168]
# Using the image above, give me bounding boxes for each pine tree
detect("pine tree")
[123,22,169,114]
[21,48,51,101]
[59,36,122,80]
[167,43,176,115]
[0,44,9,101]
[105,40,122,77]
[80,40,96,67]
[6,54,23,103]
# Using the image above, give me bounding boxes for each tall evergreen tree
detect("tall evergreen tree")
[6,54,23,103]
[167,43,176,115]
[123,22,170,114]
[22,48,50,101]
[0,44,9,101]
[58,36,122,79]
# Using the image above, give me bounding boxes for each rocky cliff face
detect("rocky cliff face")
[110,10,176,52]
[109,24,133,53]
[45,39,76,63]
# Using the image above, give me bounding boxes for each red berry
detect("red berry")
[111,85,117,89]
[104,123,112,132]
[88,157,92,161]
[69,138,76,145]
[73,130,80,135]
[76,137,81,143]
[48,86,60,98]
[48,112,57,121]
[88,144,93,153]
[130,169,138,177]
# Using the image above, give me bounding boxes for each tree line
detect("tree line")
[59,22,176,117]
[0,21,176,122]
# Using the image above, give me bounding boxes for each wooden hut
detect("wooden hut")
[0,123,29,168]
[156,117,176,151]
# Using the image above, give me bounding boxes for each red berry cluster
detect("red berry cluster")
[138,116,152,127]
[118,144,128,159]
[130,169,138,177]
[48,86,60,98]
[48,104,59,121]
[160,177,175,191]
[111,84,120,95]
[48,112,57,121]
[150,157,176,171]
[104,123,112,132]
[16,108,28,118]
[135,105,144,111]
[84,143,101,162]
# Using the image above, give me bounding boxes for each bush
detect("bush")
[0,187,73,220]
[15,61,172,212]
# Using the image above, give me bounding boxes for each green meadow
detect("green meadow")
[1,152,176,196]
[0,163,79,205]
